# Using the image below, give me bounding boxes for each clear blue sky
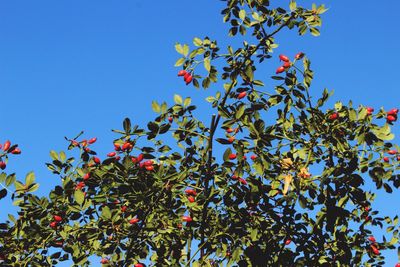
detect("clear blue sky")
[1,0,399,265]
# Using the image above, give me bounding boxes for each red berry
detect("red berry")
[122,142,131,151]
[182,216,193,222]
[0,162,6,170]
[228,153,237,160]
[129,218,140,224]
[100,258,109,264]
[364,206,370,212]
[387,108,399,115]
[188,196,195,203]
[329,113,338,121]
[368,236,376,243]
[75,181,85,190]
[366,107,374,115]
[388,149,397,155]
[250,155,257,160]
[242,155,247,160]
[226,128,234,133]
[3,140,10,151]
[145,165,154,171]
[239,178,247,185]
[185,189,197,196]
[279,54,290,62]
[178,70,187,77]
[231,175,239,180]
[371,245,380,255]
[88,137,97,144]
[83,173,90,181]
[93,157,101,164]
[283,62,291,69]
[184,74,193,85]
[137,154,144,162]
[50,221,57,228]
[168,117,173,123]
[121,206,127,212]
[237,91,247,99]
[295,52,304,60]
[107,152,116,157]
[144,160,153,167]
[115,156,121,161]
[276,66,285,74]
[80,140,88,147]
[11,148,21,154]
[53,215,62,222]
[114,144,121,151]
[285,239,292,245]
[383,157,389,163]
[228,136,235,143]
[387,115,397,122]
[395,263,400,267]
[134,264,144,267]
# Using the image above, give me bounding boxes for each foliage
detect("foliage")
[1,0,400,266]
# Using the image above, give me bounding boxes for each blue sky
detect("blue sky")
[0,0,399,265]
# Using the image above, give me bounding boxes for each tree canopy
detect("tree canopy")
[1,1,400,266]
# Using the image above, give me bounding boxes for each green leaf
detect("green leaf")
[74,190,85,206]
[250,228,258,241]
[183,44,189,57]
[183,97,192,107]
[25,172,35,186]
[310,27,320,36]
[101,206,112,220]
[0,189,7,200]
[239,9,246,20]
[174,57,185,67]
[14,181,25,192]
[175,43,184,55]
[123,118,131,132]
[27,183,39,193]
[236,104,246,119]
[289,1,297,11]
[174,94,183,105]
[204,58,211,72]
[245,65,253,81]
[50,150,58,161]
[152,101,161,113]
[193,37,202,46]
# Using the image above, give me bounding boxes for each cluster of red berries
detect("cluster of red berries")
[231,174,248,185]
[367,236,380,255]
[275,52,304,74]
[185,188,197,203]
[70,137,97,153]
[177,70,193,85]
[386,108,398,123]
[0,140,21,170]
[383,148,400,163]
[113,141,134,153]
[49,215,63,229]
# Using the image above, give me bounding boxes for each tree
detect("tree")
[1,0,400,266]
